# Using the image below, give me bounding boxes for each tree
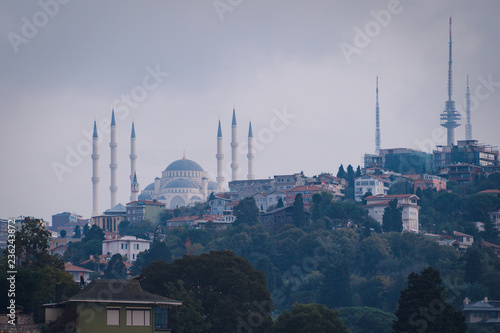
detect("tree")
[83,224,105,242]
[73,225,82,238]
[0,217,79,323]
[393,267,466,333]
[82,223,90,236]
[292,193,306,227]
[130,239,172,276]
[362,191,373,205]
[165,280,211,333]
[104,253,127,279]
[356,165,362,177]
[277,197,284,208]
[59,229,66,238]
[337,164,347,179]
[382,199,403,232]
[463,246,484,284]
[141,251,274,333]
[14,217,58,268]
[271,303,348,333]
[233,197,260,226]
[347,164,356,186]
[339,307,395,333]
[320,260,352,308]
[481,219,499,243]
[388,179,413,195]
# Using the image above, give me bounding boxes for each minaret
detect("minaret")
[91,119,100,217]
[109,109,118,208]
[230,107,239,181]
[440,17,461,146]
[375,76,381,154]
[247,120,255,180]
[465,75,472,140]
[216,119,225,192]
[130,121,137,201]
[130,172,140,202]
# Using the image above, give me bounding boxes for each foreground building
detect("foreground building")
[463,297,500,324]
[44,279,181,332]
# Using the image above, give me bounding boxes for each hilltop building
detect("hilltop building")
[102,235,152,262]
[354,174,390,202]
[91,107,256,217]
[365,194,420,233]
[364,148,433,175]
[126,200,165,223]
[433,140,499,170]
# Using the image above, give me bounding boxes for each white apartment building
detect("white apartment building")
[354,175,390,202]
[365,194,420,233]
[102,235,152,262]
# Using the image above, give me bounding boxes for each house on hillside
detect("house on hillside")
[364,194,420,233]
[44,279,181,332]
[463,297,500,324]
[65,262,93,285]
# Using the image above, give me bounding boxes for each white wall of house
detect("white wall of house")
[354,175,389,202]
[102,236,152,262]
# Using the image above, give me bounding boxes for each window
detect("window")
[126,309,151,326]
[107,308,120,326]
[155,307,169,329]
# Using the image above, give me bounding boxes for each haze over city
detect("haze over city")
[1,1,499,221]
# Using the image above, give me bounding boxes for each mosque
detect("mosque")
[90,108,255,215]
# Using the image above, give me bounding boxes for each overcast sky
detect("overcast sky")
[1,1,499,222]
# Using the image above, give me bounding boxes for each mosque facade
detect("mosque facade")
[90,107,254,216]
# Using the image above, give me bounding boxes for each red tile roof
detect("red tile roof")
[483,241,500,249]
[287,185,322,192]
[65,262,93,273]
[365,200,391,207]
[167,216,198,222]
[478,189,500,194]
[365,194,417,200]
[454,231,474,238]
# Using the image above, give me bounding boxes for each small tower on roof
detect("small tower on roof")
[130,172,140,202]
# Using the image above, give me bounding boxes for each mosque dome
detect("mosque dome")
[144,183,155,191]
[208,181,218,191]
[138,192,152,200]
[165,179,198,189]
[165,159,204,172]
